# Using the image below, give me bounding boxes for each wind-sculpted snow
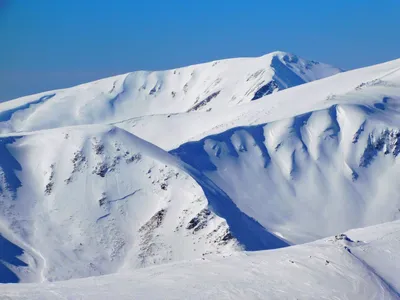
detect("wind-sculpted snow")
[0,94,55,123]
[0,51,340,134]
[0,126,248,283]
[0,126,291,283]
[171,99,400,244]
[2,221,400,299]
[111,58,400,154]
[2,53,400,296]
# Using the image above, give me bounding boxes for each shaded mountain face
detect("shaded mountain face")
[0,51,341,134]
[171,103,400,244]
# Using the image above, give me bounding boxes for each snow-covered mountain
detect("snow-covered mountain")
[0,126,252,283]
[100,57,400,247]
[3,220,400,299]
[165,61,400,244]
[1,124,291,283]
[1,51,400,298]
[0,51,341,134]
[116,57,400,150]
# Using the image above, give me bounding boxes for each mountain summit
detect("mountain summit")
[2,52,400,299]
[0,51,341,134]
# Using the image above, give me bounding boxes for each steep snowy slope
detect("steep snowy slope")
[0,128,245,281]
[172,102,400,244]
[116,57,400,150]
[3,220,400,299]
[2,54,400,296]
[1,126,288,283]
[112,58,400,245]
[0,51,340,134]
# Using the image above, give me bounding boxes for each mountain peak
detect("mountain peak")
[0,52,341,134]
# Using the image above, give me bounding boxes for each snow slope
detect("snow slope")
[0,51,340,134]
[115,57,400,150]
[110,58,400,245]
[2,220,400,299]
[1,53,400,297]
[0,126,290,283]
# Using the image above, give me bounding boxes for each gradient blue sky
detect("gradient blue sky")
[1,0,400,101]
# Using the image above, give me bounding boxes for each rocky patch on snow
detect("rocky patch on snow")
[187,91,221,112]
[252,80,280,100]
[44,164,56,195]
[138,209,170,266]
[186,208,213,232]
[65,150,87,184]
[360,129,400,167]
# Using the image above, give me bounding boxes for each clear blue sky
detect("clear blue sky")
[1,0,400,101]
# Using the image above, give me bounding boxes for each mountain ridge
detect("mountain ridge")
[1,53,400,298]
[0,51,341,134]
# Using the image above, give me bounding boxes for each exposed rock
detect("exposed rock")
[45,164,55,195]
[98,193,107,207]
[360,129,400,167]
[187,91,221,112]
[138,209,169,266]
[352,122,365,144]
[125,153,142,164]
[186,209,212,232]
[252,80,279,100]
[334,233,353,242]
[139,209,167,233]
[93,143,104,155]
[44,182,54,195]
[66,150,87,183]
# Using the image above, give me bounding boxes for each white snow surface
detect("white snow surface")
[0,126,244,283]
[110,57,400,245]
[1,51,400,298]
[2,220,400,299]
[0,51,340,134]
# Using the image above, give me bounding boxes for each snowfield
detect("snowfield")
[0,51,340,134]
[2,221,400,299]
[1,51,400,299]
[0,126,250,283]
